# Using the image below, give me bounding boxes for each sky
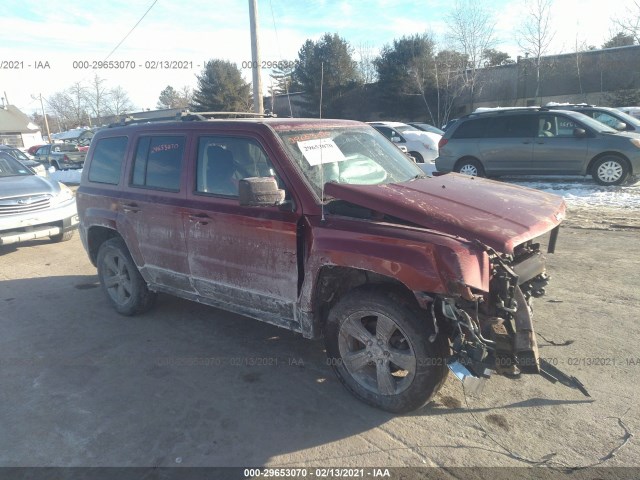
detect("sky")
[0,0,636,117]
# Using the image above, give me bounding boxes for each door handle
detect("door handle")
[189,213,210,225]
[121,203,140,213]
[522,141,531,144]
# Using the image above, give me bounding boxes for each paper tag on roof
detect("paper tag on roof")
[297,138,346,166]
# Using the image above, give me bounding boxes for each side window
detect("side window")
[552,115,580,137]
[196,136,279,197]
[131,135,185,191]
[88,136,128,184]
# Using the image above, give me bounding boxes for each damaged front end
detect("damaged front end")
[438,227,585,395]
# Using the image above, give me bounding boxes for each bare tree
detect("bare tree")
[517,0,555,102]
[107,86,135,116]
[446,0,497,110]
[355,41,378,84]
[87,74,110,125]
[612,0,640,44]
[67,82,90,126]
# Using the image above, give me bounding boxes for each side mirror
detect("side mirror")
[573,128,587,138]
[239,177,285,207]
[614,121,627,131]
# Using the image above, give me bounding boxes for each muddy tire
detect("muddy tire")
[325,287,449,413]
[592,155,629,186]
[50,230,74,243]
[97,237,156,316]
[455,157,485,177]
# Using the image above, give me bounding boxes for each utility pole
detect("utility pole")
[37,94,52,142]
[248,0,264,114]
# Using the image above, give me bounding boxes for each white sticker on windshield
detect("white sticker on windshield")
[297,138,346,166]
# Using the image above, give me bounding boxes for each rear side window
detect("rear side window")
[88,136,128,184]
[485,115,535,138]
[452,118,488,138]
[132,135,185,191]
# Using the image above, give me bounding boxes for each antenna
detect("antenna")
[319,61,325,221]
[319,62,324,119]
[320,137,326,222]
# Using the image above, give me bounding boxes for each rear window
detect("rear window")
[132,135,185,191]
[88,136,128,184]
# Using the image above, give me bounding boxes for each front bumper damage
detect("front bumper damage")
[440,227,589,397]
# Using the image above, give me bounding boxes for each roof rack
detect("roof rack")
[108,110,277,128]
[463,106,550,118]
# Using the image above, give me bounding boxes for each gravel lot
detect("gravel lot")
[0,180,638,473]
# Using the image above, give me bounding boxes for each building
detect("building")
[0,104,44,148]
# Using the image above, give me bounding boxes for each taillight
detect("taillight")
[438,138,448,149]
[63,154,69,161]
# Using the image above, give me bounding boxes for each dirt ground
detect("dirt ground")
[0,200,638,473]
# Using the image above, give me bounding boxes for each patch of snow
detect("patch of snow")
[50,169,82,185]
[505,176,640,209]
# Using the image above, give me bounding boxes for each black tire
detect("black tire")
[50,230,74,242]
[592,155,629,186]
[51,161,60,171]
[409,151,424,163]
[96,237,156,316]
[324,287,449,413]
[454,158,485,177]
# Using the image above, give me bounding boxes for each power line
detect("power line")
[105,0,159,60]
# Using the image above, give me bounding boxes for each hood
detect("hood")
[0,174,60,198]
[324,173,565,254]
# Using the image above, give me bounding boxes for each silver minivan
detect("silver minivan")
[436,107,640,185]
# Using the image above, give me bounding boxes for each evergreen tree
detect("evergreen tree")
[191,60,250,112]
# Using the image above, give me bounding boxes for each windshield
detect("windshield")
[275,125,424,199]
[0,153,33,177]
[560,111,618,133]
[395,125,419,133]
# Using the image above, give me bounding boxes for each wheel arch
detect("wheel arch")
[587,151,632,175]
[454,155,483,170]
[311,266,428,338]
[86,225,122,266]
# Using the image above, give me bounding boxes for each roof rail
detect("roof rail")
[462,106,549,119]
[108,110,277,127]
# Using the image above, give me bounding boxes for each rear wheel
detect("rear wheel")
[592,155,629,186]
[325,287,449,413]
[455,158,485,177]
[409,151,424,163]
[97,237,156,316]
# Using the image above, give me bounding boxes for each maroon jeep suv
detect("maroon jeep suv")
[77,113,565,413]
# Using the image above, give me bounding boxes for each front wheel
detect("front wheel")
[324,287,449,413]
[592,156,629,186]
[97,237,156,316]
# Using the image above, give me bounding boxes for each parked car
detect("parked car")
[34,143,86,170]
[617,106,640,120]
[368,121,440,163]
[77,113,567,413]
[546,103,640,133]
[408,122,445,135]
[28,144,47,156]
[0,145,47,177]
[0,153,78,245]
[436,107,640,185]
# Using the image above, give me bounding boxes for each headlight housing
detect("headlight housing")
[50,182,75,206]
